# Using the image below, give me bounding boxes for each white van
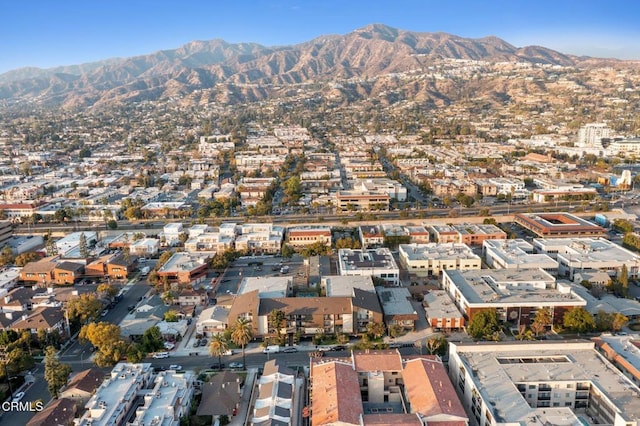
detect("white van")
[152,352,169,359]
[262,345,280,354]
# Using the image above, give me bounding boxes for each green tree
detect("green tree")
[97,284,118,301]
[230,318,253,367]
[531,307,553,335]
[13,252,41,267]
[618,264,629,296]
[281,244,295,258]
[209,334,230,368]
[79,322,125,367]
[426,336,448,356]
[141,326,165,353]
[44,346,71,399]
[126,343,145,363]
[78,233,89,258]
[0,246,14,267]
[67,294,102,324]
[366,321,386,339]
[563,307,595,334]
[107,219,118,230]
[467,309,501,340]
[268,309,286,342]
[164,310,179,322]
[612,313,628,332]
[613,219,634,234]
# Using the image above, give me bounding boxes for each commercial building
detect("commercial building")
[482,239,557,274]
[514,213,606,238]
[441,268,586,326]
[336,191,390,212]
[423,290,465,331]
[533,237,640,279]
[399,243,481,278]
[448,341,640,426]
[287,225,332,248]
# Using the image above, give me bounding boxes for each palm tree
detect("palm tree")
[231,317,253,367]
[209,333,230,369]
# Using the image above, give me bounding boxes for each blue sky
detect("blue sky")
[2,0,639,74]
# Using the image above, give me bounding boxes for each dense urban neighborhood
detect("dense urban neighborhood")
[2,23,640,426]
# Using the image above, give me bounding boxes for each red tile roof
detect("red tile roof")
[311,361,362,426]
[403,358,467,420]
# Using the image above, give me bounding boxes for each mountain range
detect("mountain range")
[0,24,632,110]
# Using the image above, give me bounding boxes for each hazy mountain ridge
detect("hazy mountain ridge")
[0,23,628,110]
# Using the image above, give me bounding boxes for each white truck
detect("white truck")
[140,266,151,276]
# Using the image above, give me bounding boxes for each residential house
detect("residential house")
[59,367,105,407]
[26,398,77,426]
[11,306,66,336]
[196,371,243,421]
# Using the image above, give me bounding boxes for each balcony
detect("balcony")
[537,392,551,401]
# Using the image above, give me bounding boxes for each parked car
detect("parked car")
[169,364,182,370]
[229,362,244,369]
[193,339,200,348]
[12,391,24,402]
[210,363,225,370]
[152,352,169,359]
[282,347,298,353]
[330,345,347,351]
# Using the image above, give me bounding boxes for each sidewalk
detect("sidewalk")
[229,367,257,426]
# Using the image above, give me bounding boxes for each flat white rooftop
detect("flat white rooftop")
[444,268,585,306]
[423,290,463,320]
[534,237,640,264]
[322,275,375,297]
[400,243,479,261]
[238,276,291,298]
[451,341,640,425]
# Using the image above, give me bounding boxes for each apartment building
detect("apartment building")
[252,359,298,426]
[338,248,400,286]
[129,370,195,426]
[310,350,467,426]
[156,252,209,285]
[76,363,154,426]
[399,243,481,277]
[448,341,640,426]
